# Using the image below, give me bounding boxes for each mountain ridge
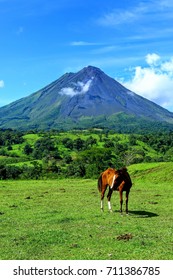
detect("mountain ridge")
[0,65,173,131]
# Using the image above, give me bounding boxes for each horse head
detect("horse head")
[113,167,132,190]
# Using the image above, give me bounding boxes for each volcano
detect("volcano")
[0,65,173,131]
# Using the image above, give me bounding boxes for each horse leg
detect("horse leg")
[119,191,123,214]
[125,190,129,214]
[107,187,113,212]
[101,196,104,211]
[100,186,107,211]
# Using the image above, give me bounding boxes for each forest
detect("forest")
[0,128,173,180]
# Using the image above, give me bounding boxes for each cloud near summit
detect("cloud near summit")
[59,78,93,96]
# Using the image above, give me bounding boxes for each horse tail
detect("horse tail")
[98,174,102,193]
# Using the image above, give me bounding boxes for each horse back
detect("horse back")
[102,168,117,186]
[98,168,116,192]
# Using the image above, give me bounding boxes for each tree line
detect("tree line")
[0,129,173,179]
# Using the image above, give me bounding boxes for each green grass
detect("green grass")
[0,163,173,260]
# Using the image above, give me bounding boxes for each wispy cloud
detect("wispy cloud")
[97,9,139,26]
[159,0,173,8]
[97,1,173,28]
[0,80,4,88]
[70,41,103,46]
[91,45,117,54]
[70,42,117,55]
[97,2,147,27]
[120,54,173,112]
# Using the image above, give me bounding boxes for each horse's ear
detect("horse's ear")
[117,167,127,174]
[121,167,127,172]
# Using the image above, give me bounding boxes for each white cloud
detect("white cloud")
[161,58,173,75]
[60,87,76,96]
[0,80,4,88]
[145,53,161,66]
[98,9,138,26]
[120,54,173,112]
[97,2,150,27]
[97,0,173,40]
[70,41,101,46]
[60,79,93,96]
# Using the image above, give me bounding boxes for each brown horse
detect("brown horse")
[98,167,132,214]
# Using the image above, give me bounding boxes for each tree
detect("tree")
[0,165,6,179]
[85,163,99,178]
[73,137,85,151]
[63,155,73,164]
[32,136,59,159]
[67,159,86,177]
[24,144,33,155]
[27,161,43,179]
[62,137,73,150]
[103,139,114,148]
[129,134,137,146]
[85,136,97,149]
[80,147,114,174]
[6,166,22,179]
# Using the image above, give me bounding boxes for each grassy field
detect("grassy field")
[0,162,173,260]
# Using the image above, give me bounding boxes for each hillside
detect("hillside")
[128,161,173,183]
[0,66,173,132]
[0,129,173,179]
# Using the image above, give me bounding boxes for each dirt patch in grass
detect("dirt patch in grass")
[117,233,133,241]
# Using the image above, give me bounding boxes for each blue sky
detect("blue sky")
[1,0,173,111]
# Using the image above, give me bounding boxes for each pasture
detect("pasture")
[0,162,173,260]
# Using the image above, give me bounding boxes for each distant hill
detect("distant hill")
[0,65,173,132]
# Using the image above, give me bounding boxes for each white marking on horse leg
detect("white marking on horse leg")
[108,201,112,212]
[101,200,104,211]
